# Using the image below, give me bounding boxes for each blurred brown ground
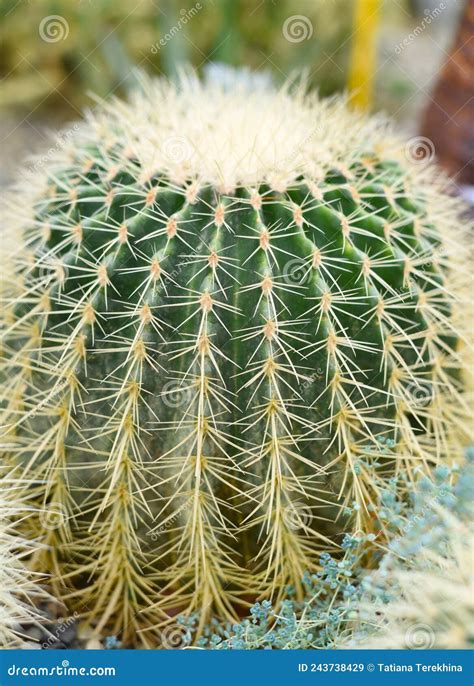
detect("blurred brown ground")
[421,0,474,185]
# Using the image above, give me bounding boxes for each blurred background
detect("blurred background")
[1,0,472,190]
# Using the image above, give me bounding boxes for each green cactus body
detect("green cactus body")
[1,73,471,645]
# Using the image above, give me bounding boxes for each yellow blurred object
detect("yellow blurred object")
[348,0,381,111]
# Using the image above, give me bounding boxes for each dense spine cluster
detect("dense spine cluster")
[1,73,471,645]
[0,474,46,647]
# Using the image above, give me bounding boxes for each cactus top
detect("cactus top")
[17,71,420,195]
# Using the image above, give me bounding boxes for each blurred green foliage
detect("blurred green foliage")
[0,0,354,115]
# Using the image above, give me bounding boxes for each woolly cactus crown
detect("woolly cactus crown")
[2,69,472,645]
[47,70,428,192]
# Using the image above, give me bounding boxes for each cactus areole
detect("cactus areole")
[2,71,470,645]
